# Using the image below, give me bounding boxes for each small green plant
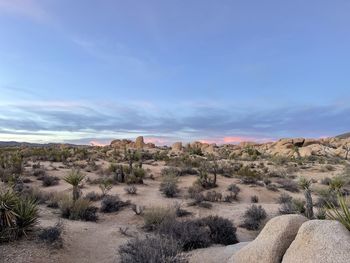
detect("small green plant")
[99,179,112,196]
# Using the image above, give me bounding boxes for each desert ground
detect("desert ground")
[1,136,350,263]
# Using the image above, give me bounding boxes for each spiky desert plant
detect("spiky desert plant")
[0,189,18,229]
[14,198,38,236]
[326,195,350,230]
[299,177,314,219]
[63,169,85,201]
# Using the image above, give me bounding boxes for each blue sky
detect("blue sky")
[0,0,350,145]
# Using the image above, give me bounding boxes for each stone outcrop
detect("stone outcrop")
[135,136,145,148]
[282,220,350,263]
[231,215,308,263]
[188,242,249,263]
[171,142,183,152]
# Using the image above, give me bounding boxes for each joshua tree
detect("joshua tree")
[299,177,314,219]
[343,143,350,160]
[63,169,85,201]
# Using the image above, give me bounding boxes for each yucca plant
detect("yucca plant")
[14,198,38,236]
[326,195,350,230]
[64,169,85,201]
[0,189,38,241]
[0,190,18,229]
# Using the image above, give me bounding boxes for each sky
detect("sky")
[0,0,350,145]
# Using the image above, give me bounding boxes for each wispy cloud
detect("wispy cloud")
[0,100,349,145]
[0,0,50,22]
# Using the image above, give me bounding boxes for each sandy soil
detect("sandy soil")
[1,159,348,263]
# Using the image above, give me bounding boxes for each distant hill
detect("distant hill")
[0,141,83,148]
[336,132,350,139]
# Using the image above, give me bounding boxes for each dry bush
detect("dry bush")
[143,206,176,231]
[41,175,60,187]
[276,178,300,192]
[119,235,183,263]
[38,221,63,248]
[160,175,180,198]
[84,191,102,201]
[100,195,129,213]
[124,185,138,195]
[251,195,259,203]
[240,205,267,230]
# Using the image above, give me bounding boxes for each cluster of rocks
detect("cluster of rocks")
[170,136,350,159]
[107,135,350,159]
[110,136,155,149]
[189,215,350,263]
[170,141,217,154]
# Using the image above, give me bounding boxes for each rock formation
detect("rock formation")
[231,215,308,263]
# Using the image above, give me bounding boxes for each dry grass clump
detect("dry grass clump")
[59,196,98,221]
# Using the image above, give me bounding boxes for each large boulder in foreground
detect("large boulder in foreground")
[188,242,249,263]
[231,215,307,263]
[282,220,350,263]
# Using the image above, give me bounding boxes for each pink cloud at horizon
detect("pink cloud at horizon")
[89,140,109,146]
[144,137,169,145]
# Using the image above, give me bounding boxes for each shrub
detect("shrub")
[158,218,211,251]
[277,179,299,193]
[279,198,305,215]
[32,168,46,178]
[174,203,191,217]
[188,184,203,198]
[329,176,345,191]
[38,221,63,247]
[315,189,338,208]
[204,191,222,202]
[127,167,145,184]
[143,206,176,231]
[251,195,259,203]
[59,196,98,221]
[227,184,240,200]
[277,193,293,204]
[160,175,180,198]
[124,185,138,195]
[161,167,181,177]
[84,191,102,201]
[197,216,238,245]
[100,195,129,213]
[266,184,279,192]
[240,205,267,230]
[119,235,183,263]
[42,175,60,187]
